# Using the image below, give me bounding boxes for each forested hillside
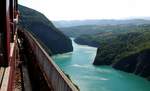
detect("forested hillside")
[19,5,73,55]
[74,24,150,80]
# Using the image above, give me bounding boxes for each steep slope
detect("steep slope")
[19,5,73,54]
[74,24,150,80]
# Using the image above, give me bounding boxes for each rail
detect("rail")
[20,29,79,91]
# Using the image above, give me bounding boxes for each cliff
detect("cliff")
[18,5,73,55]
[92,28,150,80]
[113,49,150,80]
[70,24,150,80]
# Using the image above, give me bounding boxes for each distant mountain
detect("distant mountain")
[53,19,150,28]
[59,25,109,37]
[75,24,150,80]
[19,5,73,55]
[59,24,150,38]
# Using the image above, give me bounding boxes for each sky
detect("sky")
[19,0,150,21]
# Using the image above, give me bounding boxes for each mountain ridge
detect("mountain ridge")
[19,5,73,55]
[53,19,150,28]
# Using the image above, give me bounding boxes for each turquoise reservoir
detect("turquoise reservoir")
[52,39,150,91]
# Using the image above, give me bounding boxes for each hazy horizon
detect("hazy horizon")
[51,18,150,21]
[19,0,150,21]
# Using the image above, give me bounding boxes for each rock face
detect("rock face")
[94,48,150,81]
[93,48,113,65]
[113,49,150,80]
[19,5,73,54]
[92,30,150,80]
[72,25,150,81]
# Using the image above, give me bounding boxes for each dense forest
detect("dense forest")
[19,5,73,55]
[81,25,150,80]
[58,22,150,80]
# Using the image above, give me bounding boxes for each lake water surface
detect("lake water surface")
[52,39,150,91]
